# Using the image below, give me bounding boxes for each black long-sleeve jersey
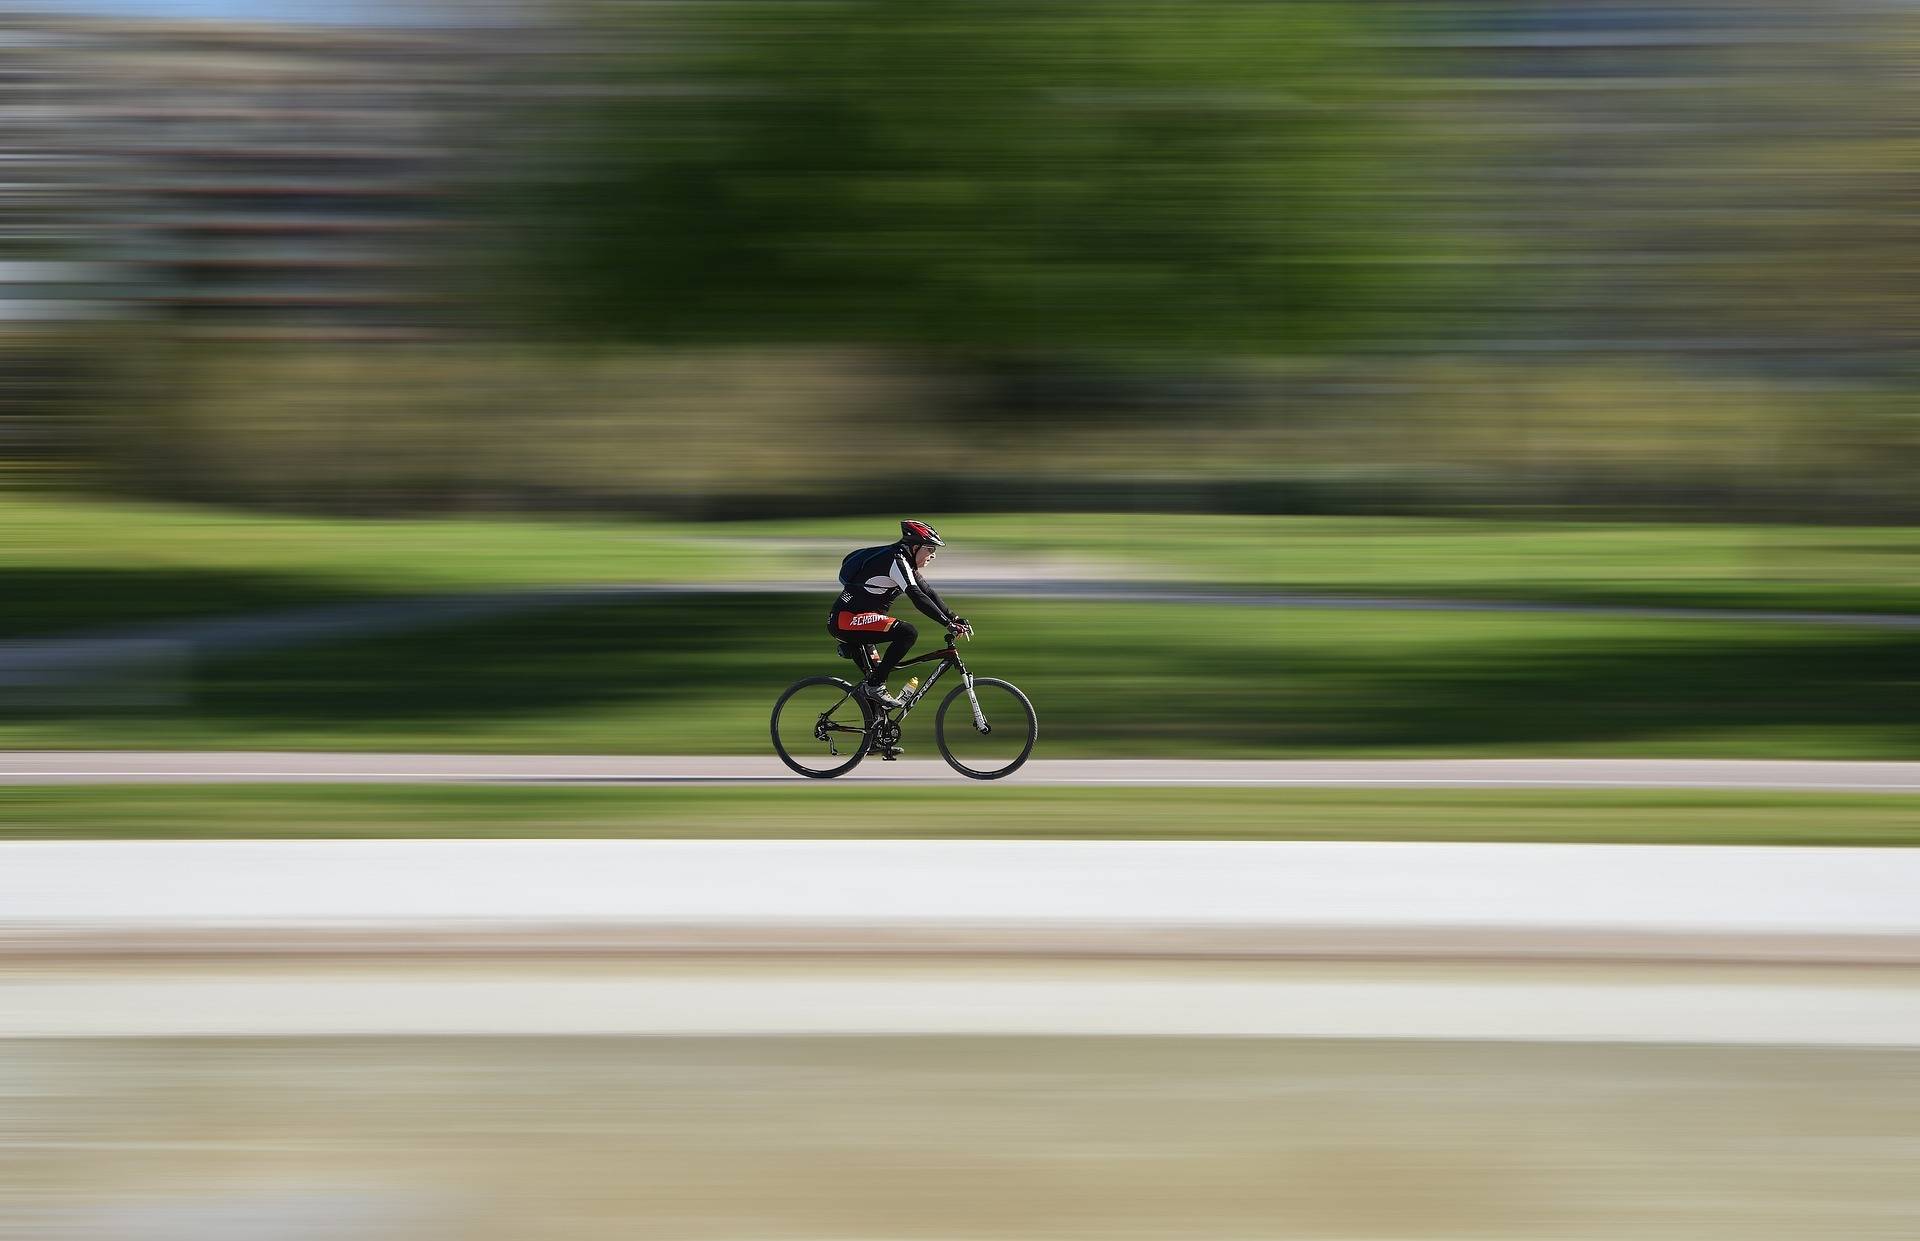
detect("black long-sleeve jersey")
[831,543,958,629]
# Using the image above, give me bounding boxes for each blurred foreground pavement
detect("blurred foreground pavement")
[4,837,1918,1239]
[5,839,1920,961]
[4,1033,1917,1240]
[5,839,1920,1042]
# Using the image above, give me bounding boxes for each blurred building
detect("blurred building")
[0,23,116,321]
[1401,0,1906,368]
[4,12,498,341]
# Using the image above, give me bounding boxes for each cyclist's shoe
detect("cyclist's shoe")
[856,681,906,710]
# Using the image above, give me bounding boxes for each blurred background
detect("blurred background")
[4,0,1920,757]
[5,0,1920,521]
[6,4,1920,1241]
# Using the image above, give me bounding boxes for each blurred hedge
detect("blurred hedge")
[24,342,1907,523]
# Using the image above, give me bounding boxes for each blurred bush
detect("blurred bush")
[93,343,949,516]
[64,343,1919,522]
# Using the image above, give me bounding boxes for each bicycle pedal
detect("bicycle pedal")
[869,745,903,760]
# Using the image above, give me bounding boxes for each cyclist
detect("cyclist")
[829,519,972,710]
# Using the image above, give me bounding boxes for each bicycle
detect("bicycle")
[770,628,1037,780]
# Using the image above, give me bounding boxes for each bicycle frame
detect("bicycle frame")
[847,630,977,725]
[892,638,965,720]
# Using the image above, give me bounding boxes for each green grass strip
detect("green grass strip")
[6,785,1919,846]
[12,495,1920,639]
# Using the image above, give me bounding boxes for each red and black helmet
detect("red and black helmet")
[899,519,944,548]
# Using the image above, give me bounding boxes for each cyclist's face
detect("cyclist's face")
[914,546,936,569]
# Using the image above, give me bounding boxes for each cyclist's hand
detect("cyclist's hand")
[953,618,973,640]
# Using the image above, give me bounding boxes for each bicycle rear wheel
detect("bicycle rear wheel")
[935,676,1037,780]
[771,676,873,778]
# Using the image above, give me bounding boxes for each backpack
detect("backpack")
[837,544,894,590]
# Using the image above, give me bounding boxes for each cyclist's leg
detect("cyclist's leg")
[833,632,894,683]
[848,642,883,679]
[830,612,916,685]
[829,620,874,672]
[866,619,917,683]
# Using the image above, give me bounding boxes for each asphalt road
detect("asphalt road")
[6,751,1920,788]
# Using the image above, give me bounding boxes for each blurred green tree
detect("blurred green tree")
[508,0,1439,356]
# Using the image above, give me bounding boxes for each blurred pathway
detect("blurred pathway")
[993,580,1920,629]
[6,753,1920,789]
[6,576,1919,698]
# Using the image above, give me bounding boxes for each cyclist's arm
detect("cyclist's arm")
[890,554,959,628]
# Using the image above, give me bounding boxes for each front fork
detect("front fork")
[962,671,989,733]
[924,664,987,733]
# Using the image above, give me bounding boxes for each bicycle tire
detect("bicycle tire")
[934,676,1037,780]
[771,676,873,779]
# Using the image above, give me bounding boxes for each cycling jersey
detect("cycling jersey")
[829,543,958,631]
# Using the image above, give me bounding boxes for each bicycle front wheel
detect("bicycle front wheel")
[935,676,1037,780]
[771,676,873,778]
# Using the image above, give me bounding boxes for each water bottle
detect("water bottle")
[902,677,920,702]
